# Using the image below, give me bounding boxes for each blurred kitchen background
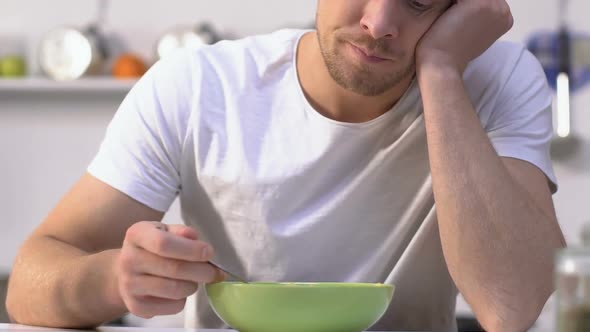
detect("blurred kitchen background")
[1,0,589,331]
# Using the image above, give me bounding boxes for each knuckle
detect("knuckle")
[166,260,185,279]
[152,234,171,254]
[190,241,212,262]
[125,222,143,240]
[119,275,134,294]
[171,280,198,300]
[118,250,135,270]
[167,280,186,300]
[200,242,214,259]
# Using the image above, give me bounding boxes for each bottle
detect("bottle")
[555,225,590,331]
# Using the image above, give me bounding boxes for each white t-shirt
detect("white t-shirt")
[88,29,557,331]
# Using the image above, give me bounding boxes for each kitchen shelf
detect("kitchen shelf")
[0,77,137,93]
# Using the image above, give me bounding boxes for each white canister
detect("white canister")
[38,25,109,80]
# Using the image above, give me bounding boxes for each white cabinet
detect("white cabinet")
[0,78,132,273]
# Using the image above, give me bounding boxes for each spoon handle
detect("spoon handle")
[209,260,249,283]
[153,223,249,283]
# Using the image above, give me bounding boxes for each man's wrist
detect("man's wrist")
[417,56,463,85]
[103,249,127,313]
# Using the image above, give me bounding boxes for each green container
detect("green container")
[206,282,395,332]
[0,55,27,77]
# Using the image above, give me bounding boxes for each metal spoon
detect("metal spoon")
[209,259,249,283]
[154,223,248,283]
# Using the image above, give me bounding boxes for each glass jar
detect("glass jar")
[556,247,590,331]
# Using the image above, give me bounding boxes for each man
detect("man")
[6,0,565,331]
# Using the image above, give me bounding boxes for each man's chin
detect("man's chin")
[339,79,394,97]
[337,70,415,97]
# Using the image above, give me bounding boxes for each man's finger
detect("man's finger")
[127,296,186,319]
[166,224,199,240]
[132,248,221,283]
[129,274,199,300]
[127,222,213,262]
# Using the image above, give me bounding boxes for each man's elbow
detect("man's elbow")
[478,310,537,332]
[475,293,549,332]
[7,311,18,325]
[6,287,22,325]
[6,273,40,327]
[5,276,29,326]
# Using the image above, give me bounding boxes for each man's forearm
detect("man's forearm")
[417,63,564,331]
[6,235,127,328]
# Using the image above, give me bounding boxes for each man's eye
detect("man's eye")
[408,0,429,11]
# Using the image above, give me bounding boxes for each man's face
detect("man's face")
[316,0,450,96]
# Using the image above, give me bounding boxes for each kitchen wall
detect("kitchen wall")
[1,0,317,74]
[1,0,590,329]
[0,0,318,272]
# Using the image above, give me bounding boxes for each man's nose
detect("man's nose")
[360,0,401,40]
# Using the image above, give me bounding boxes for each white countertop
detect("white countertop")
[0,323,551,332]
[1,325,230,332]
[0,324,398,332]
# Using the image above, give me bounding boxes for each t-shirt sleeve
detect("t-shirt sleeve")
[485,48,558,193]
[88,50,196,212]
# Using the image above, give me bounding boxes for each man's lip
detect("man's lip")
[349,42,389,61]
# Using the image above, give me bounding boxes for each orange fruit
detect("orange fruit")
[113,53,148,78]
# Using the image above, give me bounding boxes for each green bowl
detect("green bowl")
[205,282,395,332]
